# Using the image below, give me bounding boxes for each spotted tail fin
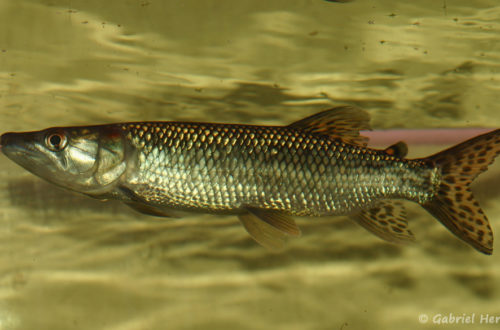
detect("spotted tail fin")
[422,129,500,255]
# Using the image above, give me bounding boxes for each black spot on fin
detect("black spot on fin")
[384,141,408,158]
[287,106,371,146]
[352,201,415,244]
[238,208,301,250]
[421,128,500,255]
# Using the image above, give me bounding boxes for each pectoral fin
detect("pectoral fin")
[351,201,415,244]
[118,186,184,218]
[124,201,183,218]
[238,208,301,250]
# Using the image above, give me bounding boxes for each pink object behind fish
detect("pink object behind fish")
[364,128,492,146]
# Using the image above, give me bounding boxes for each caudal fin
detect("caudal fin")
[422,129,500,255]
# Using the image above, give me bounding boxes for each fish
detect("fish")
[1,106,499,254]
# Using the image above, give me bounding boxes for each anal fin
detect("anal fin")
[352,201,415,244]
[238,208,301,250]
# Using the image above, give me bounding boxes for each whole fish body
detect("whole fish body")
[1,106,499,254]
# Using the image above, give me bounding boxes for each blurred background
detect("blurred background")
[0,0,499,329]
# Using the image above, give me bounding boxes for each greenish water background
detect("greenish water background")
[0,0,499,329]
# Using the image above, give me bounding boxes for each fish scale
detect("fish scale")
[121,122,436,216]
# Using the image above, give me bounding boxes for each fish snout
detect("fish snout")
[0,132,17,153]
[0,131,40,158]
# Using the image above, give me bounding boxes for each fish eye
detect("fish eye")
[45,132,68,151]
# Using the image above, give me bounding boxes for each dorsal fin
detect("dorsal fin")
[287,106,371,146]
[384,141,408,158]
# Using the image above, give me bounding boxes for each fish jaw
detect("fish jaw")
[0,126,129,196]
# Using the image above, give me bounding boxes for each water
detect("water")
[0,0,499,329]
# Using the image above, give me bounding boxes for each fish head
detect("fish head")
[0,126,128,195]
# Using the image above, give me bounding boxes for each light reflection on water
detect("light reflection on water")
[0,0,499,329]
